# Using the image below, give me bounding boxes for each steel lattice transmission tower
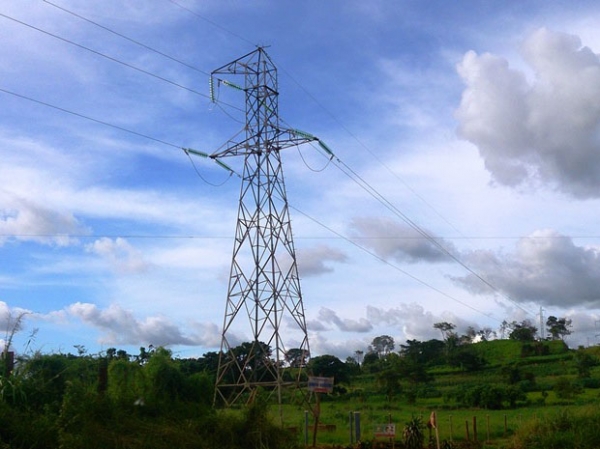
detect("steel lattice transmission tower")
[208,48,328,406]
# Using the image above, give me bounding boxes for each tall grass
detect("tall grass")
[507,406,600,449]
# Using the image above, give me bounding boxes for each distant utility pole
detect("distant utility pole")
[539,306,545,340]
[207,48,332,408]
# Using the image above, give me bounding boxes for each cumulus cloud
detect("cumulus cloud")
[350,216,455,263]
[452,229,600,307]
[308,332,368,360]
[315,307,373,333]
[456,28,600,198]
[298,244,348,276]
[0,301,32,334]
[65,302,218,347]
[0,195,88,246]
[366,303,481,342]
[85,237,151,274]
[563,310,600,347]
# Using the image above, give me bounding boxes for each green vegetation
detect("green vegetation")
[1,320,600,448]
[0,346,296,449]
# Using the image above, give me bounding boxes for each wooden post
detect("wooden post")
[465,420,470,441]
[389,413,395,449]
[449,415,453,442]
[429,411,440,449]
[312,393,320,448]
[304,410,309,447]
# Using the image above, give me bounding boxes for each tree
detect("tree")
[399,339,445,367]
[308,354,350,384]
[448,346,487,372]
[197,351,220,374]
[433,322,456,341]
[232,341,274,382]
[546,316,572,341]
[508,320,537,342]
[376,357,402,402]
[284,348,308,368]
[344,357,361,376]
[478,327,495,341]
[462,326,477,344]
[499,320,510,339]
[362,350,381,373]
[396,352,432,386]
[369,335,395,358]
[573,348,598,378]
[354,350,364,365]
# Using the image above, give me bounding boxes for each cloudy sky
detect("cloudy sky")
[3,1,600,360]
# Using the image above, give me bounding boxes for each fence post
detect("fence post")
[304,410,309,447]
[355,411,361,442]
[449,415,453,442]
[465,420,470,441]
[349,412,354,445]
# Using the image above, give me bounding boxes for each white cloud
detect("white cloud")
[298,244,348,276]
[350,216,456,263]
[0,302,32,334]
[316,307,373,333]
[366,303,484,342]
[453,229,600,308]
[65,302,219,347]
[308,332,368,360]
[456,28,600,198]
[85,237,151,274]
[0,195,88,247]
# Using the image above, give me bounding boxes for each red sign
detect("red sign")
[374,424,396,438]
[308,376,334,393]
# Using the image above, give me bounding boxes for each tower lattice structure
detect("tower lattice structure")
[210,48,317,406]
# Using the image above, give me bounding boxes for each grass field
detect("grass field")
[268,340,600,448]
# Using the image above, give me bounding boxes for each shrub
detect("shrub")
[508,407,600,449]
[553,377,582,400]
[403,416,424,449]
[453,384,505,409]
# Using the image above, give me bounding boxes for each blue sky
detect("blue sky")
[3,1,600,359]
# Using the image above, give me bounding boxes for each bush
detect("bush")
[577,377,600,389]
[403,416,424,449]
[453,384,496,409]
[553,377,582,400]
[508,407,600,449]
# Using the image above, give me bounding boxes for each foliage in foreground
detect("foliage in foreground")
[0,348,299,449]
[507,407,600,449]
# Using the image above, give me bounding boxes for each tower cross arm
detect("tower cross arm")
[209,128,334,159]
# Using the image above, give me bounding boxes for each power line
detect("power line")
[329,154,536,317]
[163,3,533,317]
[2,78,495,318]
[0,86,234,184]
[163,11,537,319]
[42,0,211,77]
[0,87,181,149]
[0,79,526,320]
[166,0,256,46]
[5,6,538,321]
[0,12,243,114]
[289,204,501,323]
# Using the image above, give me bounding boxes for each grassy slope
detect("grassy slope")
[278,339,600,447]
